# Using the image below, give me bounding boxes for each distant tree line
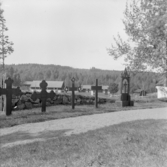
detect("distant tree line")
[0,64,161,93]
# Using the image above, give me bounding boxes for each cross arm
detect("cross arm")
[91,86,102,91]
[69,87,78,91]
[31,91,41,101]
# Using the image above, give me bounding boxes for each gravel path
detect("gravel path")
[0,107,167,148]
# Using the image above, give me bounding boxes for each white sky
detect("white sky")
[2,0,128,70]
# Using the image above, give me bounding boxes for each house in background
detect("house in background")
[81,84,109,94]
[21,81,32,92]
[156,76,167,98]
[81,85,92,92]
[102,85,109,94]
[22,80,65,92]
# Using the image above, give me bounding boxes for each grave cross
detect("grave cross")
[91,79,102,108]
[31,80,56,112]
[69,77,77,109]
[0,77,23,116]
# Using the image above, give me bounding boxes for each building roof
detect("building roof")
[30,80,64,88]
[102,85,109,90]
[23,81,33,86]
[81,85,92,89]
[81,85,109,90]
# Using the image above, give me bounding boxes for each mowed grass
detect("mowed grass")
[0,95,167,128]
[1,119,167,167]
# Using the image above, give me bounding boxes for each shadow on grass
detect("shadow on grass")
[1,119,167,167]
[0,129,70,147]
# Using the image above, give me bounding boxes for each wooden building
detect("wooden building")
[81,85,92,92]
[81,85,109,94]
[22,80,64,92]
[102,85,109,94]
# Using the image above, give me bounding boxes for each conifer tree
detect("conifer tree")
[0,3,14,69]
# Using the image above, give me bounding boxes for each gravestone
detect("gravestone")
[140,90,147,96]
[91,79,102,108]
[116,68,134,107]
[69,77,77,109]
[0,77,23,116]
[31,80,56,112]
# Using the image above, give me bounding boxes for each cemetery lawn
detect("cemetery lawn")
[0,98,167,129]
[1,119,167,167]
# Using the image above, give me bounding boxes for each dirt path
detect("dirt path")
[1,107,167,148]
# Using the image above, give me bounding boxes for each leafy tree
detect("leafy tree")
[8,66,14,78]
[46,70,51,79]
[107,0,167,85]
[0,3,14,68]
[108,82,118,95]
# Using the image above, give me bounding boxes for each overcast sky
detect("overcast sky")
[2,0,128,70]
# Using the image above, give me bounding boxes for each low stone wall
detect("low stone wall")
[12,93,111,110]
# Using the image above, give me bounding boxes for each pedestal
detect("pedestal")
[116,93,134,107]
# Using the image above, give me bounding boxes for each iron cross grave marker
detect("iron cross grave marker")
[31,80,56,112]
[69,77,77,109]
[91,79,102,108]
[0,77,23,116]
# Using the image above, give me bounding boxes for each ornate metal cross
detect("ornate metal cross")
[69,77,77,109]
[31,80,56,112]
[0,77,23,116]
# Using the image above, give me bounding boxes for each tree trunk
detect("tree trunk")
[165,40,167,87]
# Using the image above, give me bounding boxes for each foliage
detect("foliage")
[107,0,167,73]
[108,82,118,94]
[0,3,14,66]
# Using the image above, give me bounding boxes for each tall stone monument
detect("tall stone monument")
[116,68,134,107]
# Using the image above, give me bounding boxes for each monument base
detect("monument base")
[156,86,167,99]
[116,100,134,107]
[116,93,134,107]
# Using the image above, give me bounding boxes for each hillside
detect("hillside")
[0,64,162,93]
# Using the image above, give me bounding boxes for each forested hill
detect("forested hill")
[0,64,161,93]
